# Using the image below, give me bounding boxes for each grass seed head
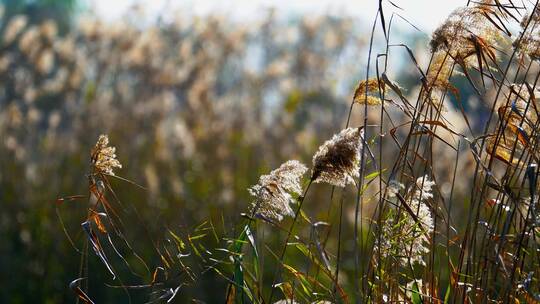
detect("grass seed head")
[248,160,308,222]
[353,78,384,106]
[431,3,502,65]
[91,134,122,175]
[311,127,363,187]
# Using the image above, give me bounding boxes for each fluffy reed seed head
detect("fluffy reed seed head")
[354,95,382,106]
[430,3,502,62]
[355,78,383,93]
[311,127,363,187]
[515,7,540,60]
[387,180,405,198]
[422,50,461,111]
[402,175,435,266]
[425,52,457,93]
[91,134,122,175]
[353,78,384,106]
[248,160,308,222]
[379,175,435,267]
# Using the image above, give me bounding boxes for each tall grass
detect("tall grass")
[219,1,540,302]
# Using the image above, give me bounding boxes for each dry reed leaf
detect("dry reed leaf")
[89,210,107,233]
[277,282,294,299]
[225,284,236,304]
[69,278,95,304]
[485,134,524,166]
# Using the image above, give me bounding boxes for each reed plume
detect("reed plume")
[379,175,435,267]
[248,160,308,222]
[311,127,363,187]
[430,2,502,63]
[353,78,383,105]
[90,134,122,175]
[514,7,540,60]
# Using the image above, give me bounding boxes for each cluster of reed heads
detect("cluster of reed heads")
[0,7,367,302]
[7,0,540,303]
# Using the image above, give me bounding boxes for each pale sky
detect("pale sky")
[89,0,465,32]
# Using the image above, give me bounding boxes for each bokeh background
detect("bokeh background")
[0,0,479,302]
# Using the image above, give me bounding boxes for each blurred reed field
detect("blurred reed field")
[4,0,540,303]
